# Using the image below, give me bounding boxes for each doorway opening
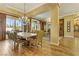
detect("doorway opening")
[74,18,79,38]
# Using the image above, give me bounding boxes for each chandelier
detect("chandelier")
[21,3,28,25]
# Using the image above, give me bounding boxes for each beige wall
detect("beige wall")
[64,15,75,38]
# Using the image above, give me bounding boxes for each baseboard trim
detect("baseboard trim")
[50,41,59,46]
[64,36,74,38]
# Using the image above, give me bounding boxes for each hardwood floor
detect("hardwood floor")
[0,37,79,56]
[74,32,79,38]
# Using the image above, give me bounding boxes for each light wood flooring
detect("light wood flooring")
[0,36,79,56]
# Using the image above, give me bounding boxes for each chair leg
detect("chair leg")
[41,41,42,48]
[14,42,16,50]
[29,41,32,47]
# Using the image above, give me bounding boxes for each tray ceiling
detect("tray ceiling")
[0,3,79,19]
[0,3,44,13]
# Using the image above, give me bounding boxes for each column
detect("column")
[50,5,59,45]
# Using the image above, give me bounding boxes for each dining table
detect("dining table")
[17,32,37,40]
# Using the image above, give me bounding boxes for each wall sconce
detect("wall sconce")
[47,18,51,23]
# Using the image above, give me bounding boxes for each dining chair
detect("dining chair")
[9,32,21,50]
[13,32,28,49]
[32,30,37,33]
[29,30,44,48]
[6,31,10,39]
[7,32,12,40]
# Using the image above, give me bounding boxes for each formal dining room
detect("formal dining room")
[0,3,79,56]
[0,3,53,56]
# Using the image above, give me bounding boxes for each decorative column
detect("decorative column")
[50,5,59,45]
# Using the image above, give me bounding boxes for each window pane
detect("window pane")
[6,15,15,32]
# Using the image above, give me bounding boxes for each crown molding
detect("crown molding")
[0,6,23,17]
[26,3,59,17]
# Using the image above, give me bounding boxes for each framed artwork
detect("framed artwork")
[67,21,71,32]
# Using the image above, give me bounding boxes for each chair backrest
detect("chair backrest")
[37,30,44,42]
[8,33,12,39]
[12,32,17,40]
[11,33,14,40]
[32,30,37,33]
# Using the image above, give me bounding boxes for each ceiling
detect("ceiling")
[35,3,79,19]
[0,3,44,13]
[59,3,79,17]
[34,12,50,21]
[0,3,79,19]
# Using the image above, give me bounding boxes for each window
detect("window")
[15,19,23,31]
[31,19,40,31]
[6,15,23,32]
[6,15,15,32]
